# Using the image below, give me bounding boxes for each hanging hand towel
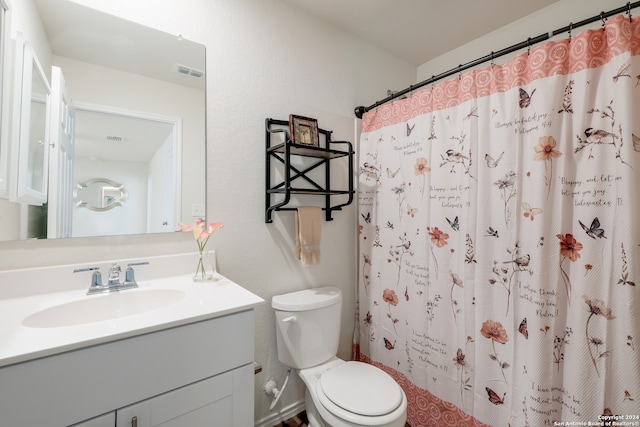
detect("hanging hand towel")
[295,206,322,266]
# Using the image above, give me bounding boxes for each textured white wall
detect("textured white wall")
[0,0,415,424]
[417,0,625,82]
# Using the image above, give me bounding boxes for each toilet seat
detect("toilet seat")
[301,360,406,426]
[318,361,403,416]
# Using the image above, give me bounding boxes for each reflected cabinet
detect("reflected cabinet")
[11,36,51,205]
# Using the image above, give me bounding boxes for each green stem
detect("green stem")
[194,255,203,278]
[194,239,210,279]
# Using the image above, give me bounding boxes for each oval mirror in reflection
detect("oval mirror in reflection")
[74,178,127,211]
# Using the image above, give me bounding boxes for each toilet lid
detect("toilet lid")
[318,361,403,416]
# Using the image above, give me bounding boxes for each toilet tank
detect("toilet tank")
[272,286,342,369]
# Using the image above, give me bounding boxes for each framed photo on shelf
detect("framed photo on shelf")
[289,114,319,147]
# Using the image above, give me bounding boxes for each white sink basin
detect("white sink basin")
[23,289,186,328]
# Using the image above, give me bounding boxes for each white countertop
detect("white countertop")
[0,272,264,368]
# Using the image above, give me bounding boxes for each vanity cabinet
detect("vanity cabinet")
[72,366,248,427]
[115,367,245,427]
[0,309,255,427]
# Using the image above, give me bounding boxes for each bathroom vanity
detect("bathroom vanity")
[0,254,263,426]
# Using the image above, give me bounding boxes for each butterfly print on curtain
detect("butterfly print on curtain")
[357,14,640,427]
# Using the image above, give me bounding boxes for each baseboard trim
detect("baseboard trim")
[254,400,306,427]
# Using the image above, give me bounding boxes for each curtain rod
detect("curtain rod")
[354,1,640,119]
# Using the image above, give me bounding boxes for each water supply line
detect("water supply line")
[265,369,291,411]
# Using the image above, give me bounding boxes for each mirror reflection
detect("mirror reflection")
[26,60,48,194]
[74,178,127,212]
[72,107,179,237]
[12,40,52,207]
[0,0,206,241]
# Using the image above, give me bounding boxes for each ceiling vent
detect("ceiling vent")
[174,63,204,79]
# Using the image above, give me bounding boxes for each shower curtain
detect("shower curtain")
[357,14,640,427]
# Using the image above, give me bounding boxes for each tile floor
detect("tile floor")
[280,411,308,427]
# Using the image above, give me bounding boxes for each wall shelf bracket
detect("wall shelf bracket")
[265,118,354,223]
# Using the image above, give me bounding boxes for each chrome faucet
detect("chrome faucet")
[74,261,149,295]
[107,263,122,286]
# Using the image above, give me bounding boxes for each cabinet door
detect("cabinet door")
[70,412,115,427]
[116,365,252,427]
[13,40,51,205]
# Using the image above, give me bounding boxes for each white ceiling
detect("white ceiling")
[74,110,174,163]
[33,0,206,90]
[283,0,559,65]
[32,0,204,163]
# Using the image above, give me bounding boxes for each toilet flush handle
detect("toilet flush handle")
[282,316,297,323]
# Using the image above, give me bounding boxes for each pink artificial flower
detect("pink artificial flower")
[178,220,223,251]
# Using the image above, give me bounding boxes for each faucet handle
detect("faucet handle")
[127,261,150,268]
[123,261,149,288]
[73,267,103,292]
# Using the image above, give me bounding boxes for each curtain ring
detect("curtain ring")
[568,22,573,43]
[458,65,462,80]
[600,12,607,30]
[627,2,633,22]
[527,37,531,56]
[490,51,495,66]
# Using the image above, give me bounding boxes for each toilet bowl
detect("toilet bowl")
[299,357,407,427]
[272,287,407,427]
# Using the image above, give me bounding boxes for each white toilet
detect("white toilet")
[272,286,407,427]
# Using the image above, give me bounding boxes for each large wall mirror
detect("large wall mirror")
[0,0,205,241]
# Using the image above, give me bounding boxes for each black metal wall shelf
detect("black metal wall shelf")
[265,118,354,223]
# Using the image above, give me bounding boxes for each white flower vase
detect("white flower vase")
[193,250,216,282]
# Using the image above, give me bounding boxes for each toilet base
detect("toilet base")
[305,389,327,427]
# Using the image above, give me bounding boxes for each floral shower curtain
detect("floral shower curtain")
[357,14,640,427]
